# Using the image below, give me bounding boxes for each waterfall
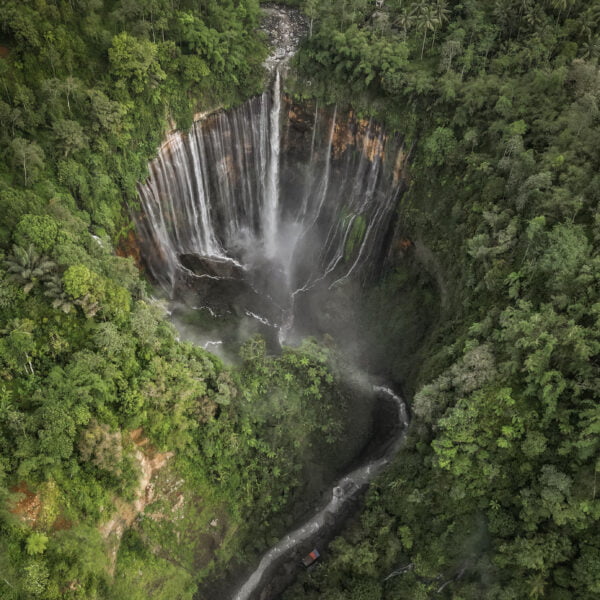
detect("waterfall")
[136,85,406,330]
[133,6,412,599]
[264,69,282,258]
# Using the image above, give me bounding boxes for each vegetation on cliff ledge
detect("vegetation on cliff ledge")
[0,2,352,598]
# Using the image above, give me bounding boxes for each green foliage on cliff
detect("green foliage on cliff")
[0,1,354,598]
[283,0,600,598]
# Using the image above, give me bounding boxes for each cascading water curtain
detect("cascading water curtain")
[136,83,408,299]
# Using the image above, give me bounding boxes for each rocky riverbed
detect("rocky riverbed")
[260,3,309,72]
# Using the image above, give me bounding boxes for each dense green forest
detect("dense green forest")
[1,0,599,599]
[282,0,600,599]
[0,1,357,598]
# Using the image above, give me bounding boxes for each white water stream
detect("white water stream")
[233,386,409,600]
[264,69,282,259]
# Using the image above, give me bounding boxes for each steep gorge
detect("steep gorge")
[128,7,445,599]
[135,87,413,347]
[132,70,443,599]
[0,1,596,598]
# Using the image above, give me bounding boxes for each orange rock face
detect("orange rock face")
[116,229,143,270]
[286,99,392,165]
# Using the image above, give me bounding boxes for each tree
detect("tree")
[440,39,462,73]
[43,275,74,314]
[549,0,577,23]
[573,545,600,595]
[4,245,56,295]
[432,0,450,48]
[393,8,415,39]
[26,533,49,556]
[46,526,109,590]
[108,32,166,94]
[304,0,319,38]
[86,89,127,135]
[0,101,24,138]
[60,76,82,114]
[22,560,49,596]
[78,419,123,476]
[52,119,88,158]
[63,265,103,316]
[9,138,45,186]
[412,2,440,59]
[14,215,59,253]
[422,126,457,167]
[0,318,37,375]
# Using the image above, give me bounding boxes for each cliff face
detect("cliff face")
[280,98,409,207]
[98,428,233,583]
[277,99,441,389]
[133,93,438,387]
[134,92,411,355]
[116,229,143,271]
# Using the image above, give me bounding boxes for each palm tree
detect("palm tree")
[75,293,100,319]
[43,272,99,317]
[551,0,568,16]
[412,3,440,59]
[524,4,545,30]
[550,0,578,22]
[43,275,74,314]
[432,0,450,48]
[436,0,450,21]
[393,8,415,39]
[579,7,600,44]
[580,35,600,59]
[4,245,56,295]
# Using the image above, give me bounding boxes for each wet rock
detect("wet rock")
[260,4,309,72]
[174,266,283,330]
[179,254,246,280]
